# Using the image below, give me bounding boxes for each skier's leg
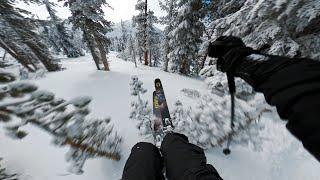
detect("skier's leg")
[160,133,223,180]
[122,142,165,180]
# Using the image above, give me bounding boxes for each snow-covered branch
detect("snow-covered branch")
[0,71,122,174]
[0,158,17,180]
[209,0,320,59]
[172,94,270,150]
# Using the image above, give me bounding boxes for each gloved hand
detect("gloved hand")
[208,36,256,74]
[219,46,256,73]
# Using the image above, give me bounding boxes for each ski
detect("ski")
[152,78,173,147]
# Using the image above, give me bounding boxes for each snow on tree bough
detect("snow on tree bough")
[0,71,122,174]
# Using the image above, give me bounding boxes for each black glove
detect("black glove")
[219,46,256,73]
[208,36,246,58]
[208,36,256,74]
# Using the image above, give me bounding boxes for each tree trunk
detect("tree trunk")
[143,0,148,66]
[163,38,170,71]
[83,30,101,70]
[25,40,60,72]
[180,58,189,75]
[199,53,207,71]
[92,28,110,71]
[0,39,36,72]
[133,48,137,68]
[139,53,143,63]
[96,40,110,71]
[2,50,7,61]
[149,47,152,67]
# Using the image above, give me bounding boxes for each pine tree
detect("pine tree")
[119,31,138,66]
[209,0,320,59]
[0,71,122,174]
[196,0,217,71]
[128,33,137,67]
[146,10,161,67]
[129,76,152,135]
[64,0,112,71]
[159,0,178,71]
[168,0,204,75]
[172,94,268,150]
[0,0,61,72]
[43,0,83,58]
[133,0,149,66]
[119,20,128,52]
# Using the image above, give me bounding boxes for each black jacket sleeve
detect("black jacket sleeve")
[242,55,320,162]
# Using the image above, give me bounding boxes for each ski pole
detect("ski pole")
[223,73,235,155]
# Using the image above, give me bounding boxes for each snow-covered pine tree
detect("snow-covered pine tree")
[168,0,204,75]
[129,76,152,135]
[128,33,137,67]
[0,0,61,72]
[119,32,138,66]
[113,37,121,52]
[127,33,138,67]
[133,0,149,66]
[63,0,112,71]
[0,158,17,180]
[159,0,178,71]
[209,0,320,59]
[207,0,246,19]
[172,93,268,150]
[0,71,122,174]
[43,0,83,58]
[119,20,128,52]
[146,10,161,67]
[196,0,217,71]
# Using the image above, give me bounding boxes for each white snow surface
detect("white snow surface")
[1,52,319,180]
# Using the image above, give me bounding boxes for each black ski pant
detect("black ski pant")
[122,133,223,180]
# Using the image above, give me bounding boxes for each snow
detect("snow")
[1,52,320,179]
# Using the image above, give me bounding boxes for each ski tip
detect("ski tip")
[154,78,163,89]
[223,148,231,155]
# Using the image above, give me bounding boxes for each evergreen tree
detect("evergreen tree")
[209,0,320,59]
[43,0,83,58]
[168,0,204,75]
[159,0,178,71]
[128,34,138,67]
[64,0,112,71]
[129,76,152,135]
[119,20,128,52]
[119,32,137,66]
[146,10,161,67]
[172,94,268,150]
[0,0,61,72]
[133,0,149,66]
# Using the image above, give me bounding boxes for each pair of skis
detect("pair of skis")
[152,78,174,147]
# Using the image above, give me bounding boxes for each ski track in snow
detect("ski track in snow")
[1,52,319,180]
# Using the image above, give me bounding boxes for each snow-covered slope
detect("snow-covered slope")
[1,52,319,180]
